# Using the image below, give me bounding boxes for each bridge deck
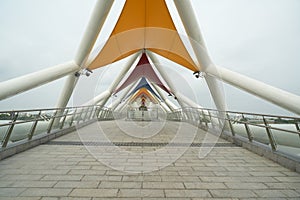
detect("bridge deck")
[0,120,299,199]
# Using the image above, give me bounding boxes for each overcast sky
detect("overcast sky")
[0,0,299,116]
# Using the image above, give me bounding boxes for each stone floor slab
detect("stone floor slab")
[69,189,118,197]
[0,121,299,199]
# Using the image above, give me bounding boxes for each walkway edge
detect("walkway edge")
[0,119,97,161]
[219,129,300,173]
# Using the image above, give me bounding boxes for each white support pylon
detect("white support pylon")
[0,61,79,101]
[173,0,227,112]
[174,0,300,115]
[56,0,115,109]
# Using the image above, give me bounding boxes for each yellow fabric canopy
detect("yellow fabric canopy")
[88,0,199,72]
[130,88,158,104]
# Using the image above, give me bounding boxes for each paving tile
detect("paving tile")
[266,182,300,190]
[0,169,31,175]
[165,189,211,198]
[224,182,268,189]
[280,190,300,198]
[143,182,184,189]
[143,198,192,200]
[42,175,83,181]
[41,198,92,200]
[254,190,288,198]
[161,175,200,182]
[68,170,106,175]
[93,198,140,200]
[184,182,227,189]
[0,188,26,197]
[0,175,43,181]
[70,189,118,197]
[274,177,300,183]
[191,198,238,200]
[82,175,122,181]
[200,176,277,183]
[29,169,70,175]
[214,171,250,177]
[20,188,72,197]
[2,197,40,200]
[118,189,165,198]
[9,181,57,188]
[56,165,91,170]
[99,181,141,189]
[210,189,257,198]
[54,181,99,188]
[249,171,286,176]
[0,181,14,187]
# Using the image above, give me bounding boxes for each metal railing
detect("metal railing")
[167,107,300,154]
[0,105,114,148]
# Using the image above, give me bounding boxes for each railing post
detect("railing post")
[100,110,105,120]
[77,108,84,125]
[99,109,105,120]
[104,110,108,119]
[295,122,300,139]
[208,110,214,128]
[263,116,277,151]
[69,108,77,127]
[82,107,90,122]
[217,111,224,129]
[201,110,208,127]
[87,106,95,120]
[59,110,69,129]
[47,110,58,133]
[178,111,182,121]
[28,111,41,140]
[242,114,253,142]
[2,112,19,148]
[94,107,101,119]
[226,113,235,136]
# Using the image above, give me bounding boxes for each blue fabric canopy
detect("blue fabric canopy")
[126,77,161,101]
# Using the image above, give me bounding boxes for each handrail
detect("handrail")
[170,107,300,120]
[198,110,300,136]
[0,105,111,114]
[0,105,114,148]
[167,107,300,155]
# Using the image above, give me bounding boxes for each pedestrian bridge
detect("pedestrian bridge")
[0,106,300,199]
[1,0,300,198]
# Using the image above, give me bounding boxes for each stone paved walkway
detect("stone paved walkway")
[0,120,299,199]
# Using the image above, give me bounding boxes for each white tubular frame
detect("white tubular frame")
[0,61,79,100]
[55,75,79,108]
[56,0,115,109]
[173,0,227,112]
[208,66,300,115]
[173,0,300,115]
[74,0,115,67]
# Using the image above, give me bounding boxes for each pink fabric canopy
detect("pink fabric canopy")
[114,53,171,95]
